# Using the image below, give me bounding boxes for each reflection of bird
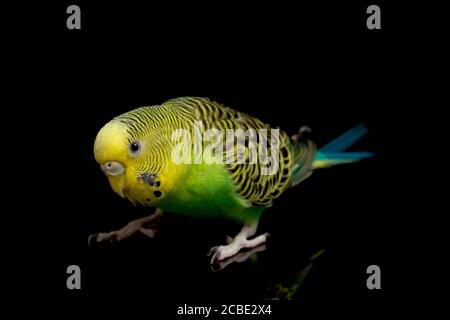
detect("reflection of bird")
[91,97,373,264]
[264,249,326,300]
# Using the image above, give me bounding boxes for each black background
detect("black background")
[7,1,428,318]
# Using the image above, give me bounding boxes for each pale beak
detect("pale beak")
[100,161,124,177]
[117,186,125,198]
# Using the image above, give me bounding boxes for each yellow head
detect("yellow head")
[93,107,174,206]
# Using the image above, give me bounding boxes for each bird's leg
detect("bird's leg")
[88,208,163,247]
[208,219,269,264]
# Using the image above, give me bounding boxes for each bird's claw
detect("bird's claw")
[87,233,97,248]
[87,232,119,248]
[207,245,224,264]
[291,126,312,142]
[211,250,222,265]
[139,227,158,238]
[207,235,234,263]
[207,245,219,257]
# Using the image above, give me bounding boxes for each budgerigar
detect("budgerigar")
[91,97,373,264]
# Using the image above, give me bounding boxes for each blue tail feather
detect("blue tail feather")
[320,124,369,152]
[314,124,374,168]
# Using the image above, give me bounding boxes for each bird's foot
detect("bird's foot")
[208,232,270,264]
[88,209,163,248]
[210,243,267,272]
[291,126,312,142]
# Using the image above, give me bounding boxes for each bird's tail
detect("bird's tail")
[313,124,374,169]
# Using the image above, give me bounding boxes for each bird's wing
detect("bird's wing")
[164,97,313,206]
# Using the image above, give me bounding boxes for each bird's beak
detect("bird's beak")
[100,161,124,177]
[101,162,126,198]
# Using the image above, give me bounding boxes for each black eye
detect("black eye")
[129,141,141,154]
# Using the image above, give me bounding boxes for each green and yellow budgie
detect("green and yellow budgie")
[92,97,373,264]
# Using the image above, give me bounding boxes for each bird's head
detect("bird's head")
[94,107,172,205]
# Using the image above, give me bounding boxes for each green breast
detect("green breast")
[158,163,263,223]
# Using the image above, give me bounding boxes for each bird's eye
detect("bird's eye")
[129,141,141,155]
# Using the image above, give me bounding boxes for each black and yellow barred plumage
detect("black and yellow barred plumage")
[159,97,316,206]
